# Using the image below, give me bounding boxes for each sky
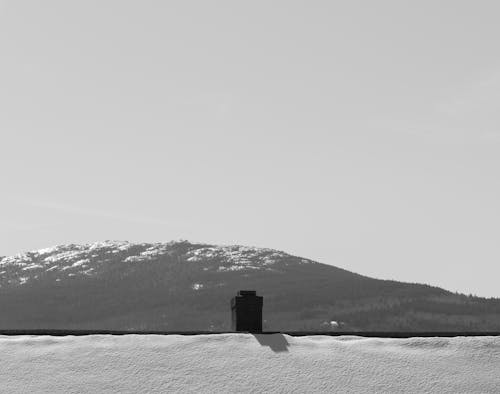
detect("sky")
[1,1,499,297]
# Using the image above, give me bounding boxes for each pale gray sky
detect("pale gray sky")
[1,1,499,297]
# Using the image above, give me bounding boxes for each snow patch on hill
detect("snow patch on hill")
[0,334,498,393]
[0,241,308,287]
[185,245,298,272]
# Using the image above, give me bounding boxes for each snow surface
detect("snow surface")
[0,334,498,393]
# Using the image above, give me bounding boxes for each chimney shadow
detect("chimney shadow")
[252,333,290,353]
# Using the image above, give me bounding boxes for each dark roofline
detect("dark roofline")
[0,330,499,337]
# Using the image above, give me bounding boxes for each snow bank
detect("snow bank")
[0,334,499,393]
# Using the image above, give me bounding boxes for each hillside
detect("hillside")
[1,240,499,331]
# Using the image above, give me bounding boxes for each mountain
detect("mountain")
[1,240,499,331]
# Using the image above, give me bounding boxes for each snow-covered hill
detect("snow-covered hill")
[0,240,306,288]
[0,334,499,393]
[1,241,500,331]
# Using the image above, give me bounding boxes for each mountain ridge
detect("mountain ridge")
[1,240,499,331]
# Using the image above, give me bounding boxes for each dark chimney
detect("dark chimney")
[231,290,263,332]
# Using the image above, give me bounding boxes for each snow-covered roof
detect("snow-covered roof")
[1,334,498,393]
